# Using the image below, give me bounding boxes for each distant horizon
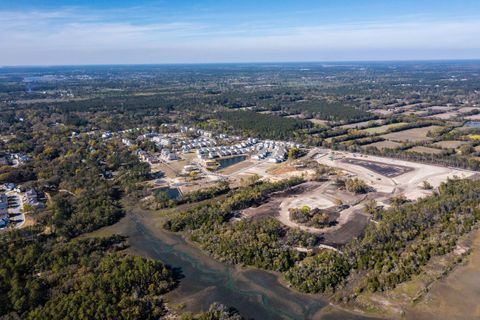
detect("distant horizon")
[2,0,480,65]
[2,58,480,69]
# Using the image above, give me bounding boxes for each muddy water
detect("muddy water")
[89,211,376,320]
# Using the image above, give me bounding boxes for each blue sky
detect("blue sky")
[1,0,480,65]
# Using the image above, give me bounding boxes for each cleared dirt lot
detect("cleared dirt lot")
[315,149,476,199]
[218,160,254,175]
[342,158,413,178]
[380,125,443,143]
[241,180,368,246]
[239,148,478,249]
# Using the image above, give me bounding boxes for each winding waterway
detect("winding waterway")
[88,210,377,320]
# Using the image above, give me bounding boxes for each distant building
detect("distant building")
[0,193,8,214]
[25,189,39,206]
[4,183,15,191]
[122,138,133,147]
[0,193,8,227]
[160,149,178,161]
[101,131,113,139]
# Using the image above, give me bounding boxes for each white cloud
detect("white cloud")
[1,8,479,65]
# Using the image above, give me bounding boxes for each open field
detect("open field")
[150,162,180,178]
[362,140,402,150]
[407,146,444,155]
[360,122,407,134]
[432,140,469,149]
[307,118,329,125]
[380,125,443,143]
[324,134,349,143]
[426,111,459,120]
[370,109,394,116]
[428,106,456,112]
[339,120,383,129]
[218,160,254,175]
[465,114,480,120]
[458,107,480,113]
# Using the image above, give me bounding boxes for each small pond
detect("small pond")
[217,155,247,169]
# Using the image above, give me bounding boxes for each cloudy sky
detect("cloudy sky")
[1,0,480,65]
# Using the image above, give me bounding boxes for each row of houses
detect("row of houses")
[0,193,8,227]
[137,149,179,164]
[180,126,214,138]
[268,147,288,163]
[137,150,158,164]
[197,145,253,159]
[25,189,39,207]
[0,153,30,166]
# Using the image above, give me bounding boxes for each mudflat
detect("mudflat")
[405,228,480,320]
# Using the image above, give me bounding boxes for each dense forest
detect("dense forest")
[215,111,311,140]
[283,100,373,122]
[0,235,178,319]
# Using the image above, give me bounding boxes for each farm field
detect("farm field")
[458,107,480,113]
[380,125,443,142]
[360,122,407,134]
[407,146,443,154]
[370,109,394,116]
[428,106,456,112]
[426,111,459,120]
[362,140,403,150]
[339,119,383,129]
[307,118,328,125]
[432,140,469,149]
[465,114,480,120]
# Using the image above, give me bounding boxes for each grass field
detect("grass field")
[362,140,403,150]
[468,134,480,141]
[432,140,468,149]
[339,119,383,129]
[426,112,459,120]
[465,114,480,120]
[407,146,444,155]
[360,122,408,134]
[381,126,443,143]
